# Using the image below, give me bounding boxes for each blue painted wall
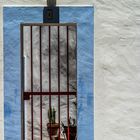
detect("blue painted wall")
[4,7,94,140]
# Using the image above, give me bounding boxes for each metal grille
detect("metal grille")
[21,23,77,140]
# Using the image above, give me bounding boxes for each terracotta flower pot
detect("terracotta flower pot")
[47,123,59,136]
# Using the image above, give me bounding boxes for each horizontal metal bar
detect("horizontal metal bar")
[24,92,76,95]
[24,92,76,100]
[20,23,77,26]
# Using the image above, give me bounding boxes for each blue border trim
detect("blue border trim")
[4,7,94,140]
[60,7,94,140]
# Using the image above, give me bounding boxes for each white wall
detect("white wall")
[1,0,140,140]
[95,1,140,140]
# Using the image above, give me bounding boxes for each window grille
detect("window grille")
[21,23,77,140]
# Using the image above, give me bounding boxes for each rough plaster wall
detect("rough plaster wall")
[1,0,140,140]
[0,0,93,5]
[95,0,140,140]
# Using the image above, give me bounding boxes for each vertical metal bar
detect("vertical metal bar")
[39,26,43,140]
[58,26,60,140]
[67,26,70,140]
[76,25,78,140]
[20,24,25,140]
[30,26,34,140]
[49,26,52,140]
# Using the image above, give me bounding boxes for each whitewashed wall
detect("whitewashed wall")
[95,1,140,140]
[1,0,140,140]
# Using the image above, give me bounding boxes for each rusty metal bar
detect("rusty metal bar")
[21,23,76,26]
[24,92,76,96]
[49,26,52,140]
[76,26,78,140]
[30,26,34,140]
[58,26,60,140]
[39,26,43,140]
[67,26,70,140]
[23,92,76,100]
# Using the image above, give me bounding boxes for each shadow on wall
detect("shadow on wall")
[47,0,56,6]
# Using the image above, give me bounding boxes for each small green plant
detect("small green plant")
[48,107,56,124]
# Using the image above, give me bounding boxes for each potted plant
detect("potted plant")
[61,118,77,140]
[47,107,59,137]
[61,100,77,140]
